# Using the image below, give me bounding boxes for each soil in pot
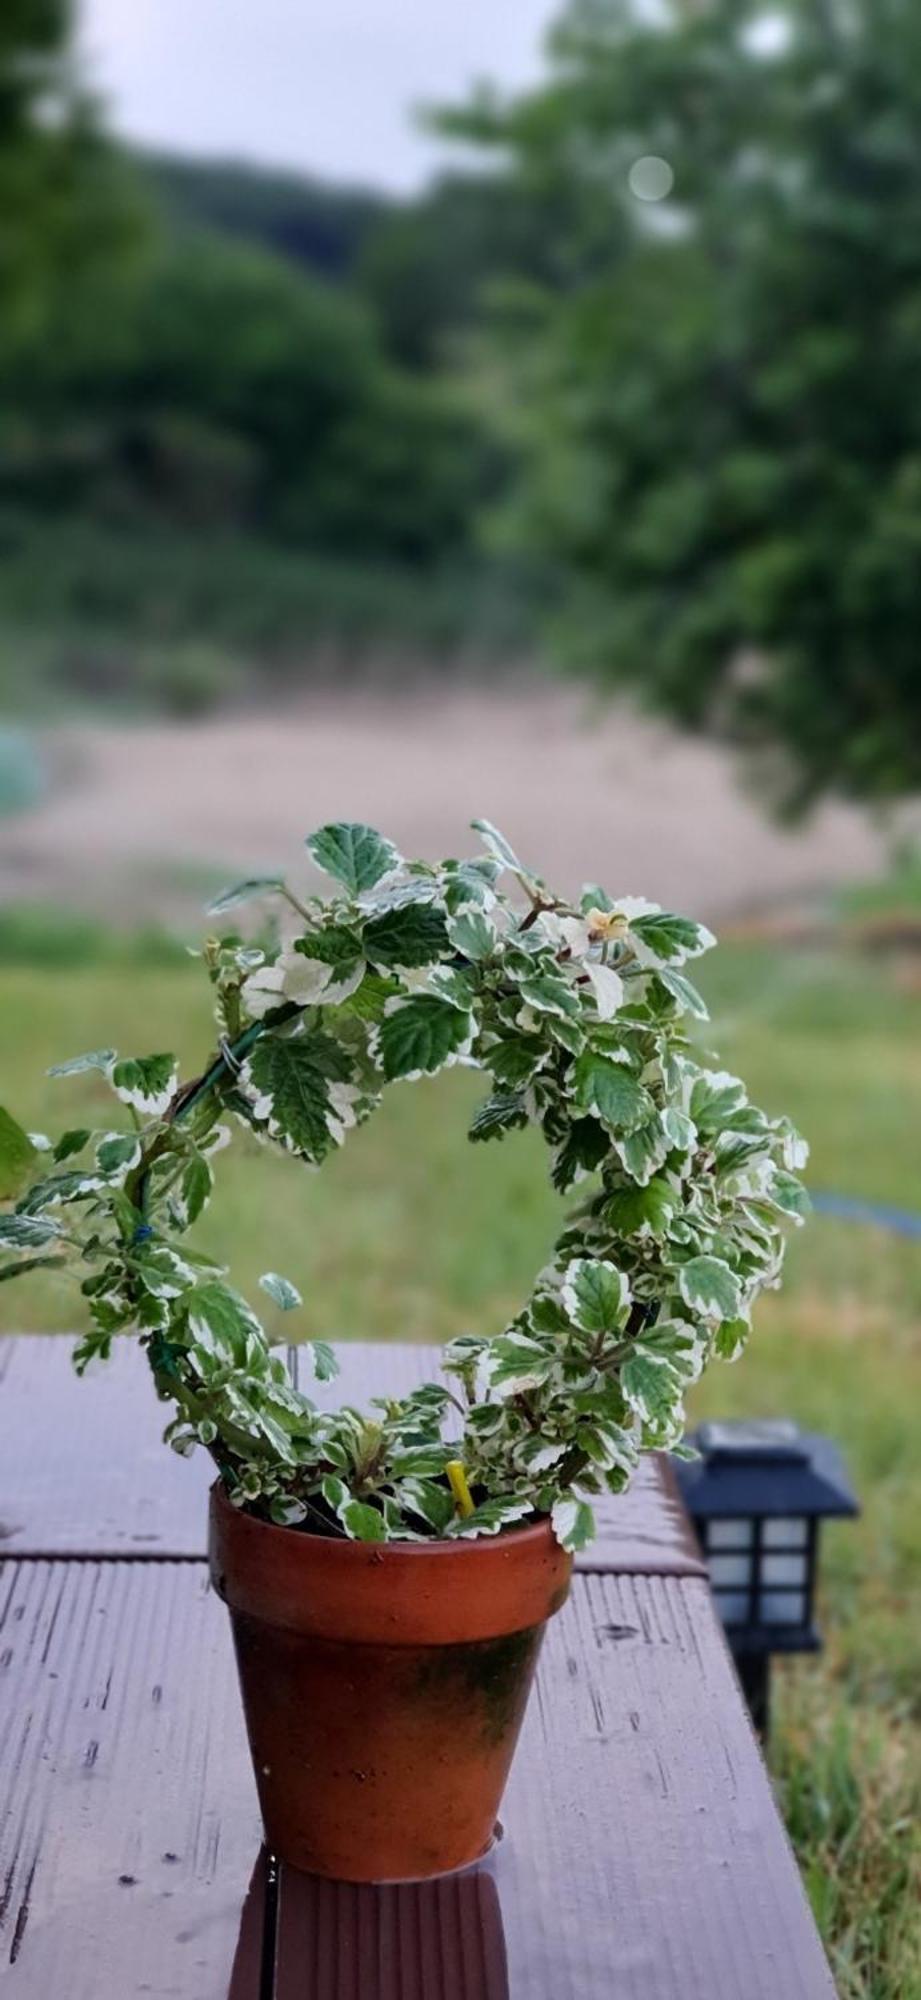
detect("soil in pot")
[209,1482,572,1883]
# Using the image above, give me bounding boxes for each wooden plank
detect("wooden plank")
[0,1556,836,2000]
[0,1336,212,1558]
[0,1558,263,1998]
[0,1339,704,1576]
[274,1573,836,2000]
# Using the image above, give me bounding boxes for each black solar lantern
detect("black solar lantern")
[673,1420,858,1733]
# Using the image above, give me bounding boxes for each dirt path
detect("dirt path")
[1,684,886,924]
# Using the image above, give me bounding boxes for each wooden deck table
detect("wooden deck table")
[0,1337,838,1998]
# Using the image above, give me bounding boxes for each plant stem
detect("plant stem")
[280,885,314,923]
[135,1003,304,1220]
[515,1391,541,1430]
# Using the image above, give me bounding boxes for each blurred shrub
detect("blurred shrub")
[0,517,538,712]
[0,904,187,968]
[139,642,245,718]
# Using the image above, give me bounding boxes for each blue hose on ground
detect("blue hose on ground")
[811,1192,921,1240]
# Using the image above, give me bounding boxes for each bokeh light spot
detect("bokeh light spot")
[628,155,674,202]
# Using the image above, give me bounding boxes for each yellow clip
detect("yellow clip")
[446,1460,475,1519]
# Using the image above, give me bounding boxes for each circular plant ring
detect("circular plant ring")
[8,820,808,1551]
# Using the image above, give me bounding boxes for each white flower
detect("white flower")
[556,915,594,955]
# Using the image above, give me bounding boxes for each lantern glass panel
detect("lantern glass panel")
[759,1590,806,1625]
[762,1516,808,1549]
[708,1553,752,1588]
[707,1519,753,1550]
[762,1552,808,1587]
[714,1591,749,1625]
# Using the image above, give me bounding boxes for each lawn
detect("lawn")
[1,935,920,1997]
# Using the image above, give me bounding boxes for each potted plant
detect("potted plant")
[0,820,808,1882]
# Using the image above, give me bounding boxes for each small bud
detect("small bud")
[586,908,629,941]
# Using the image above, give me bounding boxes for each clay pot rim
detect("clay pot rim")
[211,1478,571,1645]
[211,1475,555,1558]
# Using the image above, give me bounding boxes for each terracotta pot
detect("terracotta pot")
[209,1481,572,1882]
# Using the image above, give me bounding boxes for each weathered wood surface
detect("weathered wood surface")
[272,1572,836,2000]
[0,1559,263,1998]
[0,1561,835,1998]
[0,1335,837,1998]
[0,1338,704,1576]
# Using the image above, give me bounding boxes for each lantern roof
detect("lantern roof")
[673,1421,858,1520]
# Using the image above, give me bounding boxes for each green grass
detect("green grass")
[1,939,920,1996]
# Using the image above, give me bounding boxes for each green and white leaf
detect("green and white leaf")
[629,912,716,968]
[134,1245,200,1301]
[374,994,473,1081]
[516,969,581,1021]
[656,967,710,1019]
[551,1496,596,1552]
[206,876,285,915]
[179,1152,213,1225]
[486,1332,557,1397]
[677,1255,741,1323]
[0,1106,37,1200]
[690,1070,748,1135]
[309,1339,339,1382]
[470,818,542,891]
[636,1317,706,1383]
[446,908,498,960]
[469,1090,528,1144]
[259,1270,302,1311]
[446,1495,532,1537]
[340,1498,387,1542]
[0,1212,63,1250]
[363,900,448,969]
[187,1280,265,1355]
[604,1176,676,1239]
[112,1054,178,1118]
[714,1317,749,1361]
[47,1049,115,1079]
[621,1351,682,1425]
[397,1478,455,1535]
[573,1050,653,1133]
[613,1114,671,1186]
[768,1171,811,1222]
[561,1257,631,1335]
[306,821,400,895]
[95,1132,142,1177]
[243,1031,353,1161]
[53,1127,91,1162]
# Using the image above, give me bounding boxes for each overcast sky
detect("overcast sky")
[78,1,554,194]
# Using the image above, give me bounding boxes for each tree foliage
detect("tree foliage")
[0,9,507,655]
[450,0,921,809]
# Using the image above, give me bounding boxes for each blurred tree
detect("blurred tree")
[357,172,584,369]
[0,10,524,686]
[448,0,921,810]
[7,224,491,561]
[0,1,147,376]
[145,153,387,283]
